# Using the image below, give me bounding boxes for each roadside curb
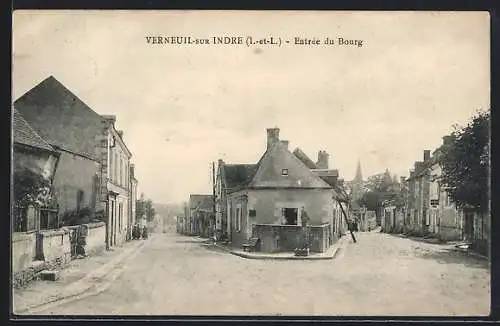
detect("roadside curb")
[212,236,350,261]
[16,239,147,315]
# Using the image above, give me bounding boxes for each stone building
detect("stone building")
[215,127,347,253]
[188,194,214,237]
[128,164,139,240]
[404,141,466,241]
[404,150,432,236]
[14,76,135,250]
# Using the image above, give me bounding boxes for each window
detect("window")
[119,203,123,229]
[126,161,129,189]
[281,169,289,176]
[119,157,123,187]
[114,152,118,182]
[109,149,114,181]
[76,190,84,213]
[236,206,241,232]
[249,209,256,217]
[282,207,298,225]
[39,207,59,230]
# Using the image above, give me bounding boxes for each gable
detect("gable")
[14,76,105,160]
[248,142,332,189]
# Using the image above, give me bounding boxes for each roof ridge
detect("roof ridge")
[15,75,105,122]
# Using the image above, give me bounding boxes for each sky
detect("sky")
[12,11,490,204]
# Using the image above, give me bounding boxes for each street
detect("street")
[35,231,490,316]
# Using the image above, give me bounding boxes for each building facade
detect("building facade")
[188,194,214,238]
[14,76,134,250]
[216,128,347,253]
[403,143,466,242]
[128,164,138,239]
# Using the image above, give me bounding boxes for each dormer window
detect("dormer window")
[281,169,289,176]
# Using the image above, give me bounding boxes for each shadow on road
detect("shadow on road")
[392,233,450,246]
[417,248,489,270]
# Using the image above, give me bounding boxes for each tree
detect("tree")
[136,196,156,222]
[144,199,156,221]
[358,169,400,216]
[13,168,51,208]
[438,110,490,213]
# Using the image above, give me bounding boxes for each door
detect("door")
[227,201,231,240]
[110,200,115,246]
[113,201,117,245]
[464,212,474,241]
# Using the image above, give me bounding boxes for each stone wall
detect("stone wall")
[52,150,101,223]
[252,223,331,253]
[67,222,106,256]
[438,208,463,241]
[12,231,37,275]
[86,222,107,255]
[38,229,72,267]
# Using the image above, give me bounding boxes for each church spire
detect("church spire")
[354,160,363,181]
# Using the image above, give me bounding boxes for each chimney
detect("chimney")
[400,176,406,184]
[266,128,280,149]
[316,150,329,169]
[280,140,289,151]
[130,164,135,178]
[415,161,424,174]
[117,130,123,138]
[423,150,431,162]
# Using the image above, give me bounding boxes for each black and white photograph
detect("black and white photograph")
[11,10,491,316]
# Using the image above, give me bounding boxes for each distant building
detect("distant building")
[188,194,214,237]
[350,160,364,203]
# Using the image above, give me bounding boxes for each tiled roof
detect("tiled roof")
[13,76,107,160]
[189,194,213,211]
[248,142,332,189]
[222,164,259,189]
[13,108,55,152]
[292,148,317,169]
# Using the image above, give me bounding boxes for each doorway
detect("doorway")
[464,211,474,241]
[284,208,298,225]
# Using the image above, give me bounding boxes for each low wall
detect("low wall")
[12,232,37,275]
[86,222,106,255]
[68,222,106,256]
[38,229,72,268]
[252,224,331,253]
[438,208,463,241]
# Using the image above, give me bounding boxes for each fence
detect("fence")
[252,223,331,253]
